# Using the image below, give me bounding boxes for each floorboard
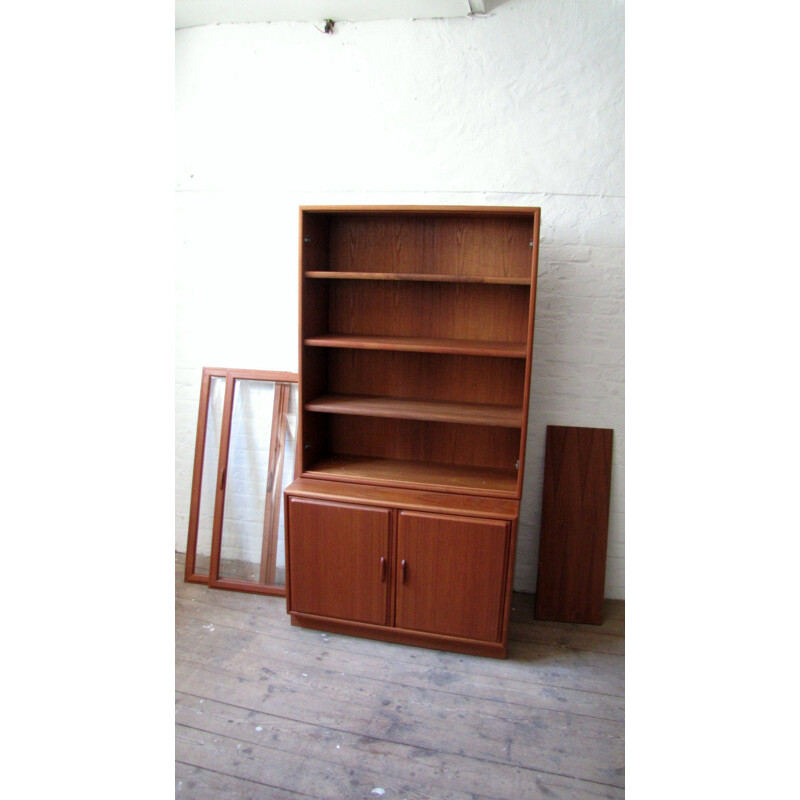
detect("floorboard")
[176,553,624,798]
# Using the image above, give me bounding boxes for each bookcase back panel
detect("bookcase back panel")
[328,282,529,343]
[300,212,331,271]
[300,347,329,401]
[299,347,330,471]
[300,280,330,340]
[327,350,526,408]
[326,415,521,472]
[326,213,533,280]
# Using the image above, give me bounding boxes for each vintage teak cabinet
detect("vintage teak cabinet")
[283,205,540,658]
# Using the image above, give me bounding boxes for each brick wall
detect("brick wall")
[175,0,625,597]
[519,194,624,598]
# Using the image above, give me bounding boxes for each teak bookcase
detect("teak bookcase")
[284,205,540,657]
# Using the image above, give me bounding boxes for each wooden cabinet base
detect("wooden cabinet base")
[289,611,508,659]
[284,479,518,658]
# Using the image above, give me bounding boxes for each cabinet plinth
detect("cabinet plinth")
[285,206,540,657]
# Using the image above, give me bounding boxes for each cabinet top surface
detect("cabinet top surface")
[300,204,540,216]
[285,478,520,520]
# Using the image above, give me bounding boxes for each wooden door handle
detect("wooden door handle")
[380,556,386,582]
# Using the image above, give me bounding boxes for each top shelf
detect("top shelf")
[304,271,531,286]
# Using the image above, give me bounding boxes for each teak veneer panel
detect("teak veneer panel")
[288,205,540,657]
[327,281,529,344]
[287,499,392,626]
[325,212,533,280]
[305,271,531,285]
[327,350,526,407]
[396,512,510,642]
[325,416,522,475]
[305,394,523,428]
[534,425,614,625]
[305,333,527,358]
[284,478,520,520]
[303,455,519,497]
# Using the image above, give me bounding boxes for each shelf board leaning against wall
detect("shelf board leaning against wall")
[534,425,614,625]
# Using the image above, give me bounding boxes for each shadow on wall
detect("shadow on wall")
[482,1,515,13]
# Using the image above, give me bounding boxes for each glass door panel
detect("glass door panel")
[185,369,228,583]
[213,375,298,593]
[193,375,226,576]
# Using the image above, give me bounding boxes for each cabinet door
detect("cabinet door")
[396,511,510,642]
[287,498,391,625]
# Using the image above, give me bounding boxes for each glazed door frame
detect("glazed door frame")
[185,367,299,596]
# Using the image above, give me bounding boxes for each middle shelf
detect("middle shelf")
[304,333,527,358]
[304,394,523,428]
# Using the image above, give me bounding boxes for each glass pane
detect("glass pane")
[274,384,298,586]
[218,379,298,587]
[194,375,226,577]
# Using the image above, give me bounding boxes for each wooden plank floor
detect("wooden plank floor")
[176,553,624,799]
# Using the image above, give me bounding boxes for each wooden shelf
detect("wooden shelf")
[305,394,523,428]
[304,334,527,359]
[303,455,519,496]
[305,271,531,286]
[285,477,521,521]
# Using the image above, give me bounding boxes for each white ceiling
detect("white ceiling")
[176,1,486,30]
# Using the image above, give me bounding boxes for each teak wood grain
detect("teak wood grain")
[305,270,531,284]
[288,206,540,657]
[284,488,520,657]
[284,477,520,520]
[305,393,524,428]
[296,206,538,493]
[327,349,526,407]
[395,511,510,642]
[287,498,392,625]
[304,332,528,358]
[184,367,228,584]
[326,416,522,474]
[327,281,530,344]
[259,381,291,585]
[326,211,533,279]
[302,456,519,496]
[534,425,614,625]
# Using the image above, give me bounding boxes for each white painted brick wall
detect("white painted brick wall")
[175,0,625,598]
[518,195,625,599]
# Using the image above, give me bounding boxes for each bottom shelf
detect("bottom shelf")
[303,454,518,496]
